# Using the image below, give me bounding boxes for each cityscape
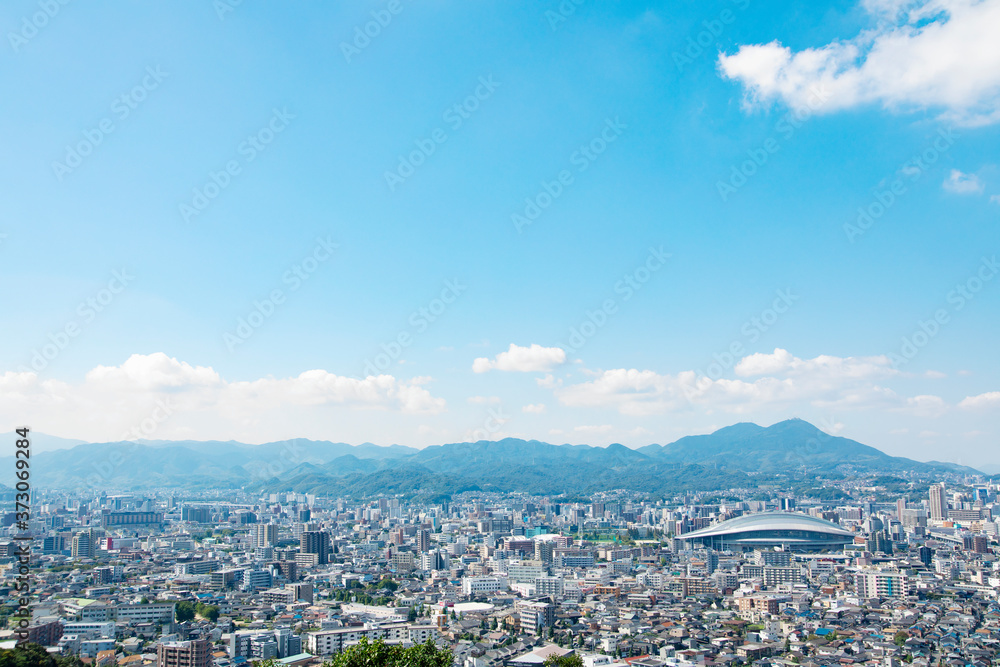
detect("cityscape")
[3,1,1000,667]
[1,428,999,667]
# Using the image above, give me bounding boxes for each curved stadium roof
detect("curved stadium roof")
[682,511,853,548]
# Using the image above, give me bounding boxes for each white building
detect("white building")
[462,576,508,596]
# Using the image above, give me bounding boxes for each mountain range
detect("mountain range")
[0,419,985,499]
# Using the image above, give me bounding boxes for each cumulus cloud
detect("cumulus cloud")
[522,403,547,414]
[958,391,1000,409]
[718,0,1000,126]
[472,344,566,373]
[735,348,897,380]
[0,353,446,442]
[942,169,985,193]
[554,349,938,416]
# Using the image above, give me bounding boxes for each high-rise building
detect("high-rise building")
[72,529,96,559]
[251,523,279,549]
[918,545,934,567]
[300,531,330,565]
[855,569,909,599]
[963,534,988,554]
[157,640,210,667]
[416,529,430,553]
[929,483,947,520]
[517,600,555,634]
[534,540,555,564]
[896,498,907,519]
[182,506,212,523]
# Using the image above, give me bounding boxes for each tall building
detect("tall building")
[251,523,279,549]
[534,540,555,564]
[416,529,431,553]
[896,498,907,519]
[855,569,909,599]
[300,531,330,565]
[929,483,947,520]
[72,529,97,559]
[182,506,212,523]
[518,600,555,634]
[963,534,988,554]
[157,640,210,667]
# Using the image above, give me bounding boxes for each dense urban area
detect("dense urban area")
[2,476,999,667]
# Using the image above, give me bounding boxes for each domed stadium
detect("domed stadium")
[681,511,854,551]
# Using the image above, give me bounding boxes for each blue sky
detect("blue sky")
[1,0,999,466]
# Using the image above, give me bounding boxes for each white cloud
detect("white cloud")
[943,169,985,193]
[0,353,446,442]
[554,350,939,416]
[718,0,1000,125]
[472,343,566,373]
[903,394,948,417]
[958,391,1000,409]
[86,352,221,389]
[735,348,897,380]
[536,374,560,389]
[522,403,547,414]
[990,194,1000,204]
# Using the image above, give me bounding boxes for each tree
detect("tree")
[375,578,398,592]
[323,638,451,667]
[175,601,196,622]
[894,631,909,647]
[0,643,86,667]
[543,655,584,667]
[196,603,220,622]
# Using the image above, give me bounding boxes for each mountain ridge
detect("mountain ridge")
[0,420,983,496]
